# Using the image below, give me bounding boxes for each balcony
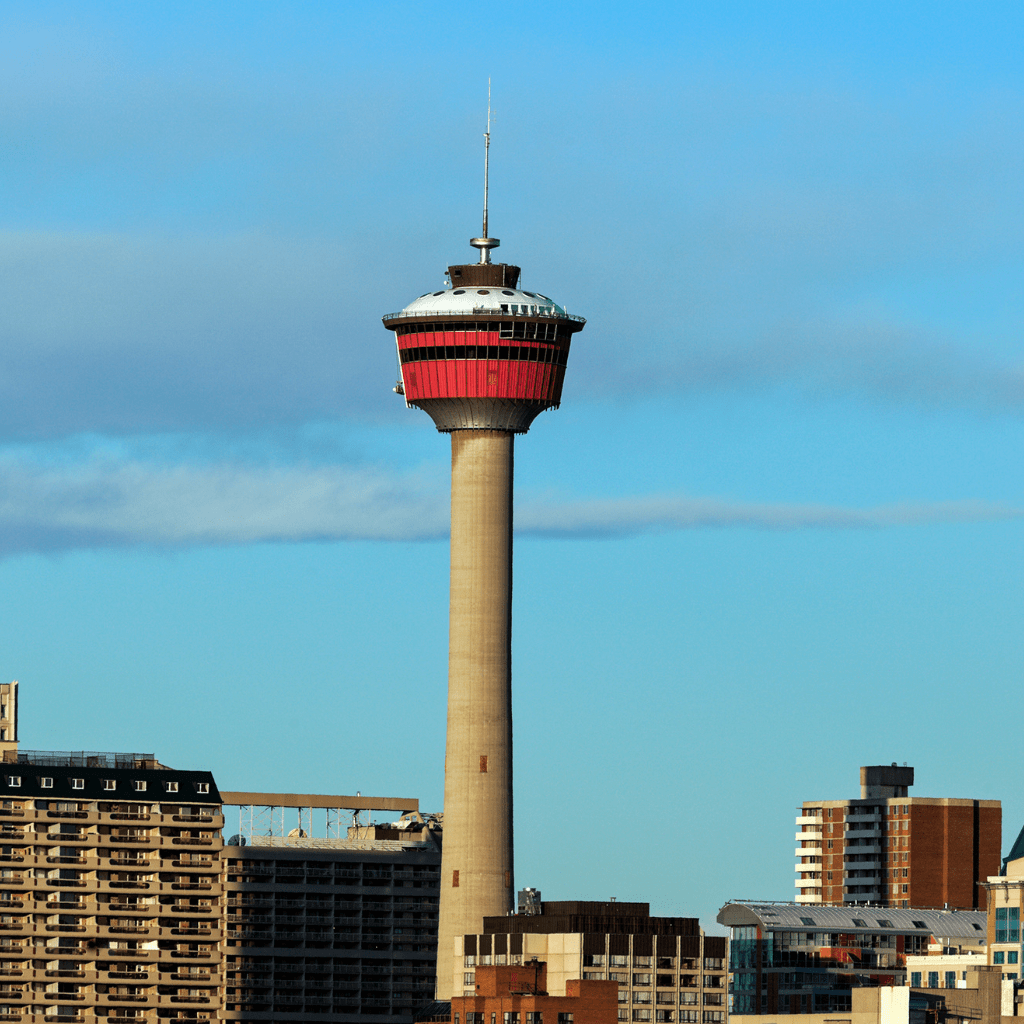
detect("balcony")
[793,846,822,858]
[794,830,822,842]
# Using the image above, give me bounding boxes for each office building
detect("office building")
[795,765,1000,908]
[0,746,223,1023]
[380,119,586,998]
[455,900,727,1024]
[718,900,987,1018]
[220,790,441,1022]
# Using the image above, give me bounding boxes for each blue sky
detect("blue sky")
[1,0,1023,930]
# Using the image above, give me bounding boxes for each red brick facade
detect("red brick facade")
[452,964,618,1024]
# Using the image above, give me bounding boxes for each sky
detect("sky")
[1,0,1023,932]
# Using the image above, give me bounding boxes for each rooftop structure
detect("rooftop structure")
[382,104,586,999]
[795,765,1000,908]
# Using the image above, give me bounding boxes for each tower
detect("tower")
[381,114,585,999]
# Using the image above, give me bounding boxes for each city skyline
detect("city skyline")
[0,1,1022,935]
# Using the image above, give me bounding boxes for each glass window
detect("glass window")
[911,973,921,987]
[927,972,939,988]
[1009,952,1019,965]
[945,972,956,988]
[994,952,1005,965]
[40,778,52,789]
[4,778,18,788]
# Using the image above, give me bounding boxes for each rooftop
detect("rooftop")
[388,285,573,320]
[3,749,160,769]
[718,901,987,938]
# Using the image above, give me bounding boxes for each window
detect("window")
[464,973,475,985]
[103,780,116,791]
[679,993,697,1005]
[912,920,926,928]
[195,783,209,794]
[701,1014,724,1024]
[504,1014,520,1024]
[166,782,179,793]
[70,779,84,790]
[852,918,867,927]
[132,781,146,792]
[944,972,955,988]
[911,973,921,987]
[40,778,52,789]
[1010,952,1019,965]
[634,992,652,1004]
[994,952,1005,965]
[634,974,652,986]
[526,1014,543,1024]
[927,972,939,988]
[996,907,1020,943]
[633,1012,651,1022]
[799,917,815,926]
[4,779,18,789]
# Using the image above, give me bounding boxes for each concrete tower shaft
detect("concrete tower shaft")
[437,430,515,998]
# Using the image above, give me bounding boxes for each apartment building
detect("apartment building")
[718,901,987,1018]
[220,791,440,1022]
[0,747,223,1023]
[795,765,1000,908]
[456,900,727,1024]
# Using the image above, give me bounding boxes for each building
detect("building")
[982,844,1024,985]
[795,765,1001,908]
[0,682,18,757]
[456,899,727,1024]
[220,790,441,1022]
[718,901,988,1018]
[0,746,223,1023]
[451,961,617,1024]
[381,118,586,998]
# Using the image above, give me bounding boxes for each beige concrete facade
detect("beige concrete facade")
[436,430,515,999]
[0,750,223,1022]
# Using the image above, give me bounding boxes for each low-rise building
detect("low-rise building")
[718,901,987,1018]
[452,961,617,1024]
[457,899,727,1024]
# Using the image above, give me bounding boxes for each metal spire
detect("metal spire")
[470,79,500,264]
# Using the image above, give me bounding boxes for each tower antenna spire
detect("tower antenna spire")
[470,79,500,265]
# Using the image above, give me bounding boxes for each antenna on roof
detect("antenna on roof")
[470,79,500,265]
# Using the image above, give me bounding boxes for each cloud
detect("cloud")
[0,455,1017,558]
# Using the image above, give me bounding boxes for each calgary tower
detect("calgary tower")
[382,106,585,998]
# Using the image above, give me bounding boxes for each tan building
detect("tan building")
[0,746,223,1023]
[982,847,1024,986]
[796,765,1000,908]
[457,900,726,1024]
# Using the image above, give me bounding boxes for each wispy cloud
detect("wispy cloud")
[0,456,1016,558]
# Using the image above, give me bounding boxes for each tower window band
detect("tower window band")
[400,345,567,366]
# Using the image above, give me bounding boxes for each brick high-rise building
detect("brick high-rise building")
[795,765,1000,909]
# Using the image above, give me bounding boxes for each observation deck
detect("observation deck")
[383,261,586,433]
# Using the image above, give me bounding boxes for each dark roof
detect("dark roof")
[1003,822,1024,873]
[0,760,220,803]
[485,901,700,936]
[414,1000,451,1023]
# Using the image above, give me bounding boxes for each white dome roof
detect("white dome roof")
[401,285,567,318]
